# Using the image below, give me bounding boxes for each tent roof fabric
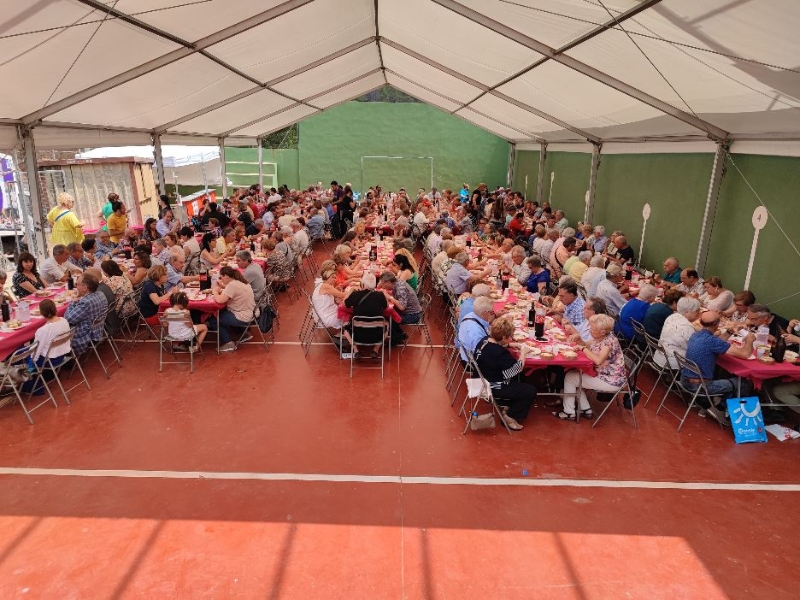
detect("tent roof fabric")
[3,0,800,149]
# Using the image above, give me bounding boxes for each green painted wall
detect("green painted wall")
[594,153,714,272]
[225,147,300,190]
[298,102,508,193]
[543,151,592,222]
[512,150,540,200]
[706,153,800,316]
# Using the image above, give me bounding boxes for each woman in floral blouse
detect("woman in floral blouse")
[554,313,626,420]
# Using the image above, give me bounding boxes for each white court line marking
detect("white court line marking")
[0,467,797,492]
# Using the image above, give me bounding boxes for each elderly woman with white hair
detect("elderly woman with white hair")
[555,313,626,421]
[617,283,658,340]
[655,296,702,370]
[47,191,84,246]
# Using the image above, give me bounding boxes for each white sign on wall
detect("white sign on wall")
[639,202,651,263]
[744,206,768,289]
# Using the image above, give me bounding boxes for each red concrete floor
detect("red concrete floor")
[0,246,798,598]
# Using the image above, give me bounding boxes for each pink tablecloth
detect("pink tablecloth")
[717,354,800,390]
[493,292,596,376]
[159,292,224,315]
[0,289,70,362]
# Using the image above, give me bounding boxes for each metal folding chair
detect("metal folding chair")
[657,353,726,432]
[350,315,388,379]
[158,313,197,372]
[299,288,345,357]
[86,308,122,379]
[42,329,91,405]
[590,354,641,429]
[458,351,513,435]
[400,293,433,352]
[641,332,678,407]
[234,288,273,349]
[0,342,57,424]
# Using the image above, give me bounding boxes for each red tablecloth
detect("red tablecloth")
[0,288,70,362]
[159,291,224,315]
[493,292,596,376]
[717,354,800,390]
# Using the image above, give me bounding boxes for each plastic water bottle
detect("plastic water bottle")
[755,325,769,346]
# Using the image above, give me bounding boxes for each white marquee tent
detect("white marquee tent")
[2,0,800,255]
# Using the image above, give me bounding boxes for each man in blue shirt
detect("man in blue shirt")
[65,272,108,355]
[553,280,585,326]
[458,283,491,328]
[617,283,657,340]
[458,296,495,361]
[683,311,754,423]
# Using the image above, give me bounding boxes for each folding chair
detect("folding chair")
[350,315,388,379]
[459,351,513,435]
[40,329,91,405]
[263,281,280,330]
[299,288,345,357]
[158,312,197,372]
[131,301,161,349]
[657,353,726,432]
[233,288,273,349]
[0,342,57,425]
[86,308,122,379]
[641,332,678,407]
[400,293,433,352]
[590,354,641,429]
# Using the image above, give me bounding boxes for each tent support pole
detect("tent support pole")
[257,139,264,191]
[535,142,547,205]
[586,142,602,224]
[153,134,166,195]
[218,137,227,198]
[19,126,48,261]
[695,141,729,277]
[507,143,516,189]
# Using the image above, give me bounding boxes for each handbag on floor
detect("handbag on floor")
[469,413,496,431]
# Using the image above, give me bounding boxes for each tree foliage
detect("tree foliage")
[356,85,420,103]
[261,124,299,149]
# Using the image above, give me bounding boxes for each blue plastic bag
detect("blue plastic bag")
[726,396,767,444]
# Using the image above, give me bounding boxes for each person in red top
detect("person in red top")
[508,212,526,238]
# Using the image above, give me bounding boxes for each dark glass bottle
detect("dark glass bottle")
[67,272,75,291]
[771,331,787,363]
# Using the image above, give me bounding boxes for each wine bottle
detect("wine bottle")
[771,329,787,363]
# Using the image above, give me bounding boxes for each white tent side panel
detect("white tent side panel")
[33,127,152,150]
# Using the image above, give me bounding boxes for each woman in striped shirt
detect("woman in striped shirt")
[474,318,537,430]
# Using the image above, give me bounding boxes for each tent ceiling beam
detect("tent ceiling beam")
[219,68,383,137]
[381,38,592,142]
[431,0,729,142]
[305,67,384,106]
[253,83,387,139]
[381,38,488,91]
[23,0,315,125]
[154,36,377,133]
[464,0,663,111]
[385,69,541,143]
[374,0,386,84]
